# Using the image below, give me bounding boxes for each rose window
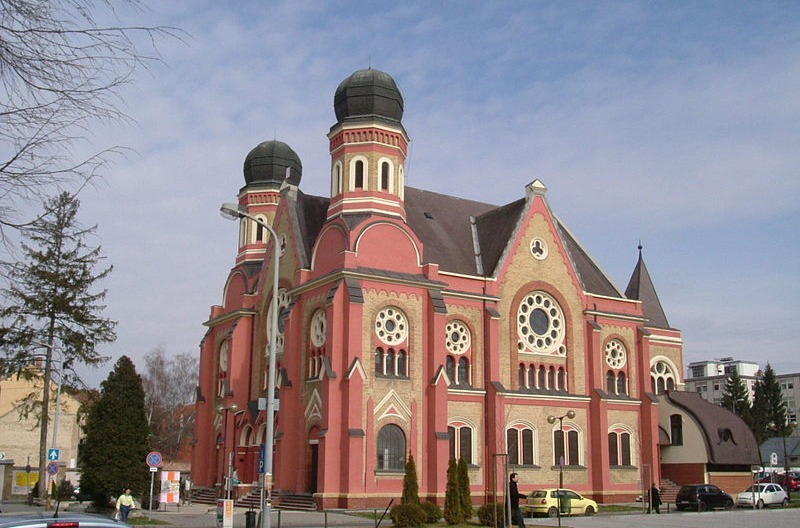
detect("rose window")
[605,339,627,369]
[375,307,408,345]
[445,320,471,354]
[310,309,327,347]
[267,288,291,353]
[517,291,566,355]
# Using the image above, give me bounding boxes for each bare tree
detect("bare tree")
[0,0,178,238]
[141,346,198,460]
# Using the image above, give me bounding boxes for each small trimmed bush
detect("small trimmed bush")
[477,502,506,527]
[421,501,442,523]
[390,503,426,527]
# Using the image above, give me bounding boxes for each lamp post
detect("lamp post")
[768,421,793,502]
[547,410,575,527]
[216,403,239,500]
[220,203,280,528]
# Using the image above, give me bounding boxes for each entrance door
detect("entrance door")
[308,443,318,494]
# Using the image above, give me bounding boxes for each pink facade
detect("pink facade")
[191,69,685,508]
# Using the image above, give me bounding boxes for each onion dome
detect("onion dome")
[243,140,302,187]
[334,68,404,123]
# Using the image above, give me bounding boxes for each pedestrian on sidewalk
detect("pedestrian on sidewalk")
[650,484,662,514]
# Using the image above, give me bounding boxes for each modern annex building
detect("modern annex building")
[192,68,719,508]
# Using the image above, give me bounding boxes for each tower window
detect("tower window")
[381,161,390,191]
[355,160,364,188]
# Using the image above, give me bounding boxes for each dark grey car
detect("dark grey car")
[675,483,735,511]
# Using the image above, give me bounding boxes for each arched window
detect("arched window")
[538,366,546,389]
[333,163,342,195]
[385,349,395,376]
[547,366,555,390]
[557,367,566,392]
[607,371,616,394]
[397,349,407,377]
[651,359,677,395]
[553,426,580,466]
[506,426,536,466]
[354,160,364,188]
[528,365,537,389]
[616,371,627,395]
[377,424,406,471]
[446,356,456,383]
[448,423,473,464]
[518,364,526,389]
[381,161,390,191]
[375,348,384,375]
[670,414,683,446]
[608,429,632,466]
[457,357,469,386]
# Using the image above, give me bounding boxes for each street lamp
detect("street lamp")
[768,420,793,502]
[216,403,239,499]
[220,203,280,528]
[547,410,576,527]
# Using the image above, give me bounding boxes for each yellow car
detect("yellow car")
[525,488,598,517]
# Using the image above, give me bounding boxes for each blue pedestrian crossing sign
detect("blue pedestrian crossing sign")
[48,448,60,461]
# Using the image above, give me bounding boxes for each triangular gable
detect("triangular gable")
[431,364,451,387]
[374,390,412,423]
[304,388,323,422]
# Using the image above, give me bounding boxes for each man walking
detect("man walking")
[506,472,527,528]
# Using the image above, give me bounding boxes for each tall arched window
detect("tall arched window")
[518,364,526,389]
[557,367,566,392]
[670,414,683,446]
[607,371,616,394]
[651,359,677,394]
[506,426,536,466]
[354,160,364,188]
[608,428,632,466]
[377,424,406,471]
[616,371,627,395]
[446,356,456,383]
[375,348,384,375]
[381,161,390,191]
[448,423,473,464]
[553,427,580,466]
[333,163,342,195]
[457,357,469,386]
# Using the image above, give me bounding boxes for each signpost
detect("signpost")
[146,451,163,520]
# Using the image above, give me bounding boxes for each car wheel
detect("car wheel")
[698,501,707,512]
[584,506,595,517]
[756,499,764,509]
[547,507,559,518]
[724,499,734,510]
[781,498,789,508]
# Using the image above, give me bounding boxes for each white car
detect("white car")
[736,483,788,509]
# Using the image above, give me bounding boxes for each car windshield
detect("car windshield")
[742,485,766,493]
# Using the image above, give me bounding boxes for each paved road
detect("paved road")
[2,501,797,528]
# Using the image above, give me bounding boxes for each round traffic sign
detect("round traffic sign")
[146,451,163,468]
[46,461,59,476]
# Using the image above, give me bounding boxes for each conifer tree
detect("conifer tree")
[401,453,420,506]
[79,356,151,505]
[457,457,472,520]
[444,458,464,524]
[751,364,790,445]
[720,369,751,424]
[0,191,116,497]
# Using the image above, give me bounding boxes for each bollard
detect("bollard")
[245,510,257,528]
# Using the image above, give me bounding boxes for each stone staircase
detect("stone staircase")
[659,479,681,505]
[190,488,316,511]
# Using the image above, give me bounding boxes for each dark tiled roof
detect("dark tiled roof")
[625,249,671,329]
[666,390,760,465]
[556,220,623,298]
[404,187,497,276]
[293,186,623,298]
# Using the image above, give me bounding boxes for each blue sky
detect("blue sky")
[62,1,799,386]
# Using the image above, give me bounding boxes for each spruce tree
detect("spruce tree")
[444,458,464,524]
[457,457,472,520]
[751,364,790,445]
[721,370,751,423]
[79,356,151,506]
[401,453,420,506]
[0,191,116,497]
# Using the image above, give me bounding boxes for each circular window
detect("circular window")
[605,339,627,369]
[445,320,471,354]
[375,307,408,345]
[310,309,326,347]
[530,237,548,260]
[267,288,291,353]
[517,291,566,355]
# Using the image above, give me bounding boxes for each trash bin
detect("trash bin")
[245,510,257,528]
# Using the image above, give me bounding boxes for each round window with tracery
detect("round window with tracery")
[375,307,408,345]
[310,309,326,347]
[267,288,291,353]
[446,320,471,354]
[605,339,627,369]
[517,291,566,355]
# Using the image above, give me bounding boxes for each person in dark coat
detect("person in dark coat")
[506,472,527,528]
[650,484,662,514]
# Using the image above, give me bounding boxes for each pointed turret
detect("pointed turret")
[625,245,671,329]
